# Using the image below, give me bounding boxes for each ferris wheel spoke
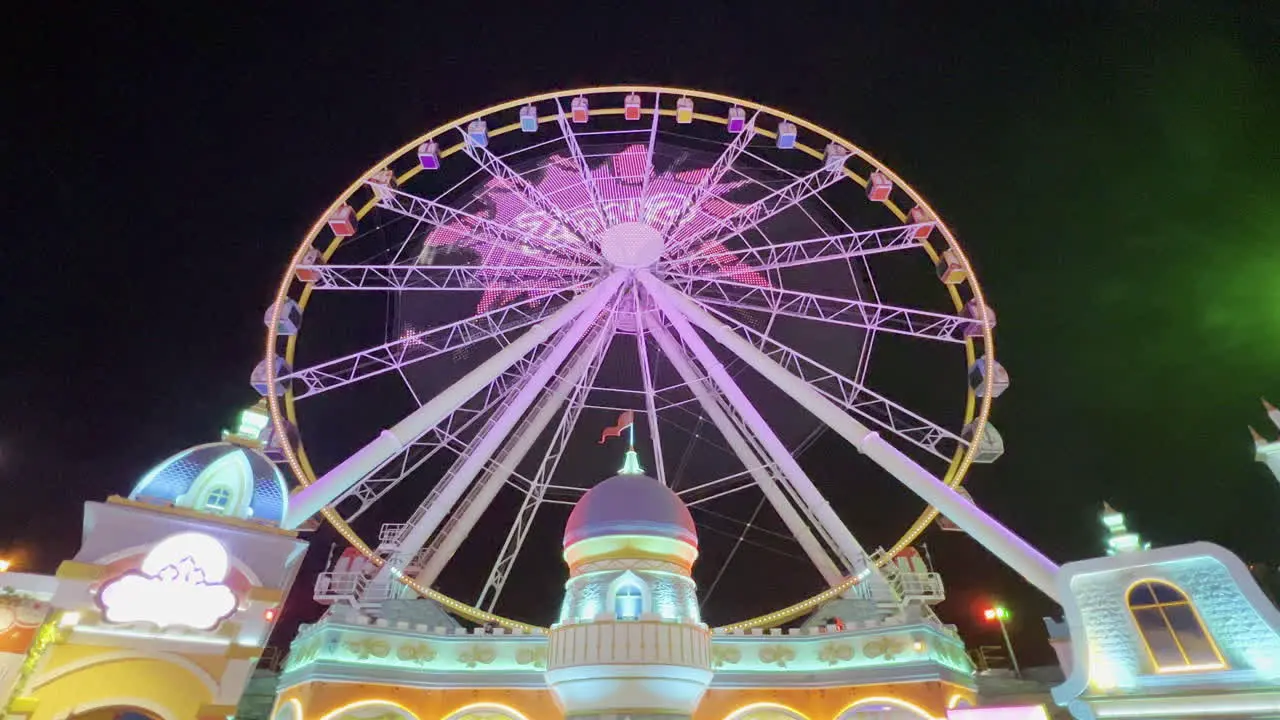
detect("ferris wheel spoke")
[371,181,596,265]
[664,274,970,343]
[663,155,848,261]
[643,270,1062,599]
[632,289,668,486]
[285,274,625,529]
[663,315,865,576]
[552,98,609,232]
[458,127,600,251]
[647,277,900,600]
[284,285,581,400]
[677,467,769,505]
[666,222,932,278]
[657,110,760,240]
[299,263,600,292]
[360,277,627,590]
[332,352,542,522]
[411,308,619,590]
[477,307,616,611]
[700,303,964,461]
[646,317,846,585]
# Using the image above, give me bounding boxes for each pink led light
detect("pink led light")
[420,144,770,312]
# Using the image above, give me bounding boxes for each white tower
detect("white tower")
[1250,398,1280,485]
[545,472,713,720]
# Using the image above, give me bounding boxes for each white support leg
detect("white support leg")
[364,274,625,587]
[647,321,845,586]
[641,272,1063,601]
[411,318,614,587]
[642,278,876,581]
[285,273,624,529]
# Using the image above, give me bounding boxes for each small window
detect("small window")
[614,584,643,620]
[1127,580,1224,672]
[204,486,233,514]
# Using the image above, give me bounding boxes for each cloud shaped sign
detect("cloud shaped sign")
[99,532,238,631]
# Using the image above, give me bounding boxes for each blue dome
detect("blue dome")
[130,442,288,525]
[564,474,697,548]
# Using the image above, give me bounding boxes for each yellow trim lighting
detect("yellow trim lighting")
[837,695,943,720]
[1124,578,1227,674]
[725,701,813,720]
[442,702,531,720]
[317,699,419,720]
[263,86,996,632]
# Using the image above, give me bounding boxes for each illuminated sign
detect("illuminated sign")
[417,144,769,314]
[98,532,238,631]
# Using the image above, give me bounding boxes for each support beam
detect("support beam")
[647,320,844,586]
[643,277,876,581]
[363,275,624,586]
[633,290,667,485]
[641,273,1062,601]
[284,286,578,400]
[302,263,598,292]
[410,317,614,587]
[284,273,624,528]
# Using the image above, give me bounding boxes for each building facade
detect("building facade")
[0,441,308,720]
[275,474,977,720]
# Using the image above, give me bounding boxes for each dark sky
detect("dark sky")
[3,3,1278,667]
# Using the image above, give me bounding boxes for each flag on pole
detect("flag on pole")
[937,486,975,532]
[599,411,635,444]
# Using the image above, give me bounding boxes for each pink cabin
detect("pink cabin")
[328,205,357,237]
[908,205,934,240]
[294,247,322,283]
[624,93,642,121]
[571,96,589,123]
[867,171,893,202]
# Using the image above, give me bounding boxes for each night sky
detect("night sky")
[3,4,1277,667]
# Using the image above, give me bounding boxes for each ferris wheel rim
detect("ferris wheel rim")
[263,85,997,632]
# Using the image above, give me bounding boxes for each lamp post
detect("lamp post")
[984,605,1021,678]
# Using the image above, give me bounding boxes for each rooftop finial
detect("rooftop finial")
[1100,501,1149,555]
[1264,398,1280,431]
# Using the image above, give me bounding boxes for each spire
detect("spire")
[618,449,644,475]
[1101,502,1149,555]
[1265,398,1280,431]
[1251,426,1268,447]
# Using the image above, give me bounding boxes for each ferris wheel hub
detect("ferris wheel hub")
[600,221,665,269]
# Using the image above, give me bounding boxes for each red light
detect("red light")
[983,608,996,621]
[264,608,278,622]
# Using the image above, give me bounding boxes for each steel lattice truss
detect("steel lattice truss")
[280,98,999,621]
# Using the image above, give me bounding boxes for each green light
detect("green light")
[236,406,270,437]
[619,449,644,475]
[984,606,1010,621]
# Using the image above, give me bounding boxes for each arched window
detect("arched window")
[614,584,643,620]
[204,486,233,514]
[1127,580,1225,672]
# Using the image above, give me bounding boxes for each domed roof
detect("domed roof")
[130,442,289,525]
[564,474,697,548]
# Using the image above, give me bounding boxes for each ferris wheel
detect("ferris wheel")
[260,86,1010,632]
